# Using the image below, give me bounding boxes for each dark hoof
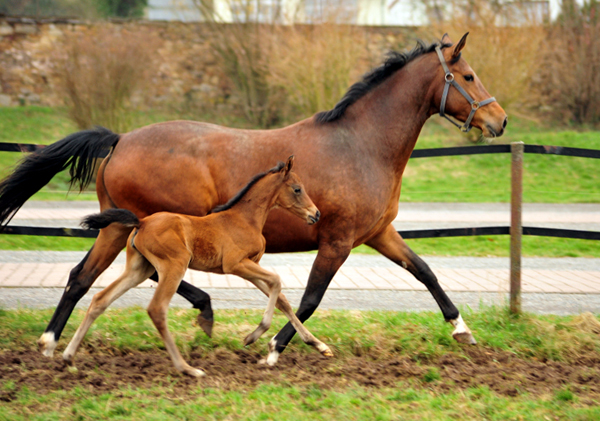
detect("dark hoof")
[197,312,214,338]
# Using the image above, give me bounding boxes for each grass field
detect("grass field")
[0,107,598,256]
[1,307,600,420]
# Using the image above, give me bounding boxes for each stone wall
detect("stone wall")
[0,16,418,109]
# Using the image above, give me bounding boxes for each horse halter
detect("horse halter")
[435,46,496,132]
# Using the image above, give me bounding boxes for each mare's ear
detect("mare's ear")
[452,32,468,59]
[441,33,452,44]
[284,155,294,176]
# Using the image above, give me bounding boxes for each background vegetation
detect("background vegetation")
[0,0,148,19]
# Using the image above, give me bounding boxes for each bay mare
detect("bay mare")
[63,158,332,376]
[0,34,507,364]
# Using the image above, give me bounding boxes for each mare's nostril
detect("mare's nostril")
[316,210,321,220]
[503,117,508,129]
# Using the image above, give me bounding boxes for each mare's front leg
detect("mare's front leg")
[268,239,353,363]
[243,275,333,365]
[366,224,476,344]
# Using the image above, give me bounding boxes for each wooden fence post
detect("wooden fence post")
[510,142,524,314]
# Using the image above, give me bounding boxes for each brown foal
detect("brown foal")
[62,157,332,377]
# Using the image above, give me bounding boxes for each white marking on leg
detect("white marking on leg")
[401,261,408,269]
[449,314,477,344]
[259,336,280,366]
[38,332,58,357]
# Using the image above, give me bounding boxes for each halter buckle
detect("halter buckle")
[445,73,454,83]
[471,101,480,110]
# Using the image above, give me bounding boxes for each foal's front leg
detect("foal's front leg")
[230,259,281,346]
[231,260,332,365]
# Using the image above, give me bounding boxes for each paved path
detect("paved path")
[0,202,598,314]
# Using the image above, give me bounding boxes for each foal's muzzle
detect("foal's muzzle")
[308,209,321,225]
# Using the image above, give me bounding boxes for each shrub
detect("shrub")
[193,0,283,127]
[56,25,158,133]
[537,0,600,126]
[268,23,364,120]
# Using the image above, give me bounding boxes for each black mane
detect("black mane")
[210,162,285,214]
[315,39,452,124]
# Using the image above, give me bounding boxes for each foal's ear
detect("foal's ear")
[452,32,469,59]
[284,155,294,176]
[441,33,452,44]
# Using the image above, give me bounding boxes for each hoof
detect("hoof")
[450,314,477,345]
[453,330,477,344]
[183,367,206,378]
[243,333,257,347]
[321,348,334,358]
[38,332,57,357]
[263,336,280,366]
[197,312,214,338]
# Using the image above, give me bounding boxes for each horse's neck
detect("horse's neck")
[229,175,279,229]
[340,56,437,172]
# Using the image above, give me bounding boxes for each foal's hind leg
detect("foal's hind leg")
[38,224,130,357]
[38,227,214,357]
[63,249,155,363]
[366,225,476,344]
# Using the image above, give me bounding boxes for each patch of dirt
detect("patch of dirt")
[1,346,600,401]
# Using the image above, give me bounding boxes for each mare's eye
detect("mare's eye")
[294,187,302,195]
[464,74,474,82]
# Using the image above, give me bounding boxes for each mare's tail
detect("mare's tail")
[81,209,140,230]
[0,127,120,226]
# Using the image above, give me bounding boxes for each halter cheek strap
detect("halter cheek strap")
[435,46,496,133]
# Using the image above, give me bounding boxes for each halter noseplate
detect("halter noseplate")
[435,45,496,133]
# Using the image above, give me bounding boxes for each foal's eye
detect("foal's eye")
[464,74,474,82]
[294,187,302,194]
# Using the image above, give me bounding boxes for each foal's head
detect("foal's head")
[274,156,320,225]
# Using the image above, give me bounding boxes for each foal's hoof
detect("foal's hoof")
[321,348,334,358]
[197,312,214,338]
[453,330,477,345]
[183,367,206,377]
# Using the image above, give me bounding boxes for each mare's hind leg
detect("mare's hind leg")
[38,223,130,357]
[147,262,205,378]
[38,227,214,357]
[366,224,476,344]
[63,249,155,362]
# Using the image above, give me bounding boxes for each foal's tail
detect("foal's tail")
[81,209,140,230]
[0,127,120,226]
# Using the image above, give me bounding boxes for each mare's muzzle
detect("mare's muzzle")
[435,46,496,133]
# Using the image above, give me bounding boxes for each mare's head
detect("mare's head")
[432,33,508,138]
[274,156,320,225]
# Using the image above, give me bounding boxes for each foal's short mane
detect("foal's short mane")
[210,162,286,214]
[315,39,453,124]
